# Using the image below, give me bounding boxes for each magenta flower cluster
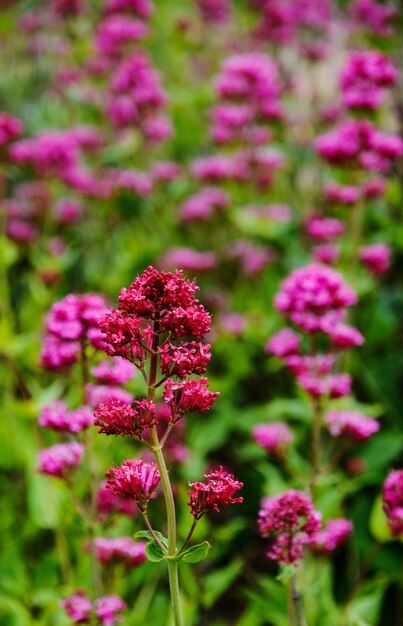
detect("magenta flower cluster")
[382,470,403,537]
[61,593,126,625]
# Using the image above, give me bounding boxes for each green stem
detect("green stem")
[177,519,198,556]
[167,560,183,626]
[147,325,183,626]
[291,575,306,626]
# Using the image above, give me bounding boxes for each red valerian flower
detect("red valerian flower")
[163,377,219,422]
[158,341,211,378]
[94,399,156,438]
[105,459,160,511]
[258,490,321,565]
[187,467,243,520]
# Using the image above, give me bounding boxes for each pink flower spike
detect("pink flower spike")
[266,328,301,357]
[188,467,243,520]
[258,490,321,565]
[309,518,353,554]
[328,323,365,349]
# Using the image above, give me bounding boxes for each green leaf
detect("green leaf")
[173,541,212,564]
[144,540,167,563]
[134,530,169,548]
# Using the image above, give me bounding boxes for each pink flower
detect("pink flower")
[95,595,126,625]
[163,377,219,421]
[305,216,345,242]
[266,328,301,357]
[340,51,398,110]
[228,240,276,275]
[95,15,147,57]
[61,593,92,623]
[180,187,229,222]
[159,341,211,379]
[159,248,217,272]
[40,294,108,371]
[309,519,353,554]
[313,244,340,265]
[258,490,321,565]
[105,459,160,510]
[94,399,156,438]
[382,470,403,537]
[325,182,361,205]
[38,442,84,478]
[358,243,391,275]
[94,537,146,567]
[328,323,365,349]
[91,357,136,385]
[252,422,294,457]
[188,467,243,519]
[85,384,133,408]
[53,198,83,225]
[325,410,380,441]
[39,401,92,433]
[352,0,397,37]
[274,263,357,333]
[0,113,22,145]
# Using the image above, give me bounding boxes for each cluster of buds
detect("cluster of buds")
[382,470,403,537]
[61,593,126,625]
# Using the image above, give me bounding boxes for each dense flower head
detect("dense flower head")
[180,187,229,222]
[325,182,361,205]
[252,422,294,457]
[305,216,345,242]
[94,537,146,566]
[309,519,353,554]
[107,53,170,141]
[159,248,217,272]
[328,323,365,349]
[358,243,391,275]
[0,112,22,146]
[40,294,108,371]
[266,328,301,357]
[38,442,84,478]
[95,15,148,57]
[39,401,92,433]
[159,341,211,379]
[258,490,321,565]
[274,263,357,333]
[163,377,219,422]
[341,51,398,110]
[94,399,156,437]
[313,243,340,265]
[91,357,136,385]
[97,480,136,518]
[315,119,403,172]
[105,459,160,510]
[95,595,126,625]
[352,0,396,37]
[98,309,151,363]
[61,593,126,625]
[113,266,212,339]
[188,467,243,520]
[297,372,351,399]
[325,410,380,441]
[382,470,403,537]
[215,53,281,115]
[61,593,92,623]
